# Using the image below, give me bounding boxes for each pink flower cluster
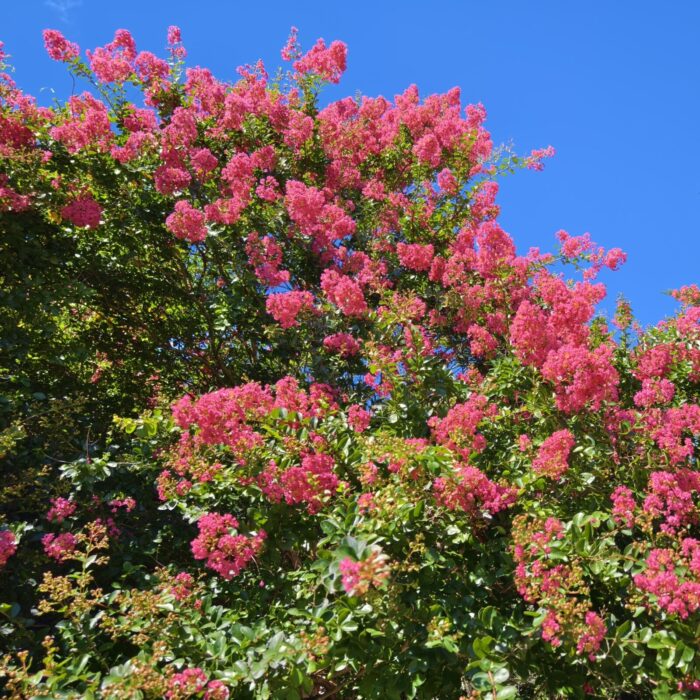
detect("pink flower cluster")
[265,290,315,329]
[320,269,368,317]
[433,464,517,516]
[642,470,700,534]
[0,175,31,212]
[61,196,103,229]
[649,404,700,465]
[293,38,348,84]
[0,530,16,568]
[610,485,636,528]
[633,377,675,408]
[671,284,700,306]
[190,513,266,580]
[509,300,555,367]
[347,405,371,433]
[172,383,274,454]
[339,549,390,596]
[258,452,340,514]
[541,344,619,413]
[525,145,555,171]
[576,611,606,660]
[46,497,77,523]
[323,332,361,357]
[396,242,435,272]
[165,200,207,244]
[532,430,575,481]
[634,539,700,619]
[171,379,340,476]
[245,232,289,287]
[42,532,77,562]
[51,93,113,153]
[166,667,229,700]
[109,497,136,513]
[285,180,355,251]
[43,29,79,62]
[87,29,137,84]
[513,517,565,604]
[170,572,195,602]
[541,610,563,647]
[428,394,494,457]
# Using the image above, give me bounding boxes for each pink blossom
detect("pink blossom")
[172,383,274,453]
[246,233,289,287]
[281,27,300,62]
[51,93,112,153]
[47,497,77,523]
[413,133,441,167]
[87,30,137,84]
[475,221,516,277]
[167,26,182,46]
[634,344,674,381]
[643,470,700,534]
[671,284,700,306]
[0,530,17,568]
[258,453,339,514]
[541,610,562,647]
[134,51,170,84]
[166,668,208,699]
[154,164,192,194]
[320,269,367,317]
[610,486,636,528]
[467,324,498,358]
[434,464,517,516]
[577,611,606,660]
[557,230,594,259]
[190,147,218,177]
[285,180,325,229]
[541,344,619,413]
[525,145,555,171]
[165,200,207,244]
[109,497,136,513]
[518,435,532,452]
[339,558,362,595]
[396,242,435,272]
[205,680,230,700]
[358,492,376,513]
[634,545,700,619]
[293,38,347,84]
[43,29,79,62]
[633,378,675,408]
[265,290,315,329]
[339,550,390,596]
[347,405,371,433]
[42,532,77,562]
[0,176,31,212]
[649,404,700,465]
[170,572,194,601]
[61,196,102,229]
[532,430,575,480]
[604,248,627,270]
[323,332,361,357]
[285,180,355,249]
[437,168,458,194]
[428,394,494,457]
[191,513,266,580]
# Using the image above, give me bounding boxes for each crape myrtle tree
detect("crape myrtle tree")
[0,24,699,700]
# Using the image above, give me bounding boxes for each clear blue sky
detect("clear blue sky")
[4,1,700,326]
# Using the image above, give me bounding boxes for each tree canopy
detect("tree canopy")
[1,25,700,700]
